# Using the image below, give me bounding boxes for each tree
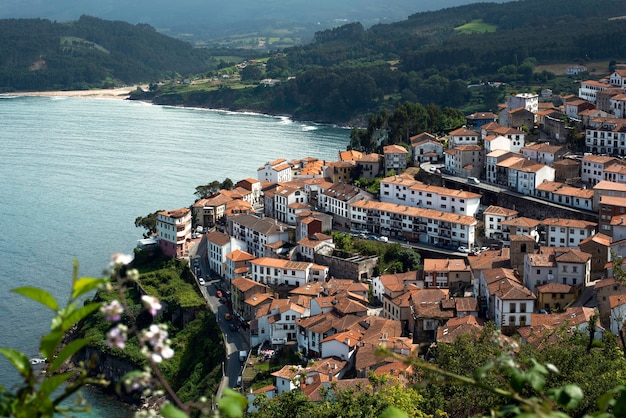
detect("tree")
[194,180,221,199]
[135,210,163,238]
[221,178,234,190]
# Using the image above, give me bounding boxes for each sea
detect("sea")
[0,95,350,415]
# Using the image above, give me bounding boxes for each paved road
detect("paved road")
[188,236,249,401]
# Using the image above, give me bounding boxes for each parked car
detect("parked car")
[468,177,480,184]
[376,236,389,242]
[457,246,470,253]
[198,278,206,286]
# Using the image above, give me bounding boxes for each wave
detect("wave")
[0,95,19,99]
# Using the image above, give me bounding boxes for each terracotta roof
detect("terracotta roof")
[206,231,230,247]
[501,217,540,228]
[449,127,480,137]
[245,293,274,307]
[579,233,612,247]
[483,205,518,217]
[383,144,409,154]
[581,154,620,164]
[555,249,591,263]
[350,200,477,226]
[536,282,575,294]
[423,258,470,272]
[488,277,536,300]
[541,218,597,229]
[594,180,626,192]
[232,276,267,293]
[600,195,626,206]
[226,249,255,262]
[436,316,483,343]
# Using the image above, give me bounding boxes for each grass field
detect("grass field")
[454,19,497,34]
[535,61,613,76]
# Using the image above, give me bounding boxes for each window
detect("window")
[520,303,526,313]
[510,303,516,313]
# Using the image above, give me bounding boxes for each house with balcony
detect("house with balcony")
[254,298,308,347]
[483,205,519,241]
[485,150,521,184]
[379,174,481,217]
[383,144,409,175]
[444,145,484,178]
[422,258,472,293]
[156,207,192,258]
[250,257,328,287]
[584,118,626,157]
[348,200,477,248]
[318,183,373,231]
[228,214,291,258]
[296,233,334,262]
[579,79,612,104]
[500,217,541,245]
[499,157,555,195]
[192,193,233,229]
[325,161,355,184]
[236,178,263,211]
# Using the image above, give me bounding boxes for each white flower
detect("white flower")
[140,324,174,363]
[141,295,162,317]
[100,299,124,322]
[106,324,128,350]
[110,253,134,268]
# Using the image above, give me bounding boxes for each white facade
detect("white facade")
[380,175,481,217]
[584,118,626,157]
[523,250,591,292]
[578,80,611,103]
[581,154,622,185]
[274,186,308,225]
[493,298,534,328]
[507,93,538,114]
[229,214,291,258]
[543,220,596,247]
[508,164,555,195]
[483,206,518,240]
[349,200,477,248]
[250,257,328,287]
[257,159,293,183]
[448,127,480,148]
[156,208,192,258]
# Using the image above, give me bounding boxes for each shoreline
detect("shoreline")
[1,86,145,100]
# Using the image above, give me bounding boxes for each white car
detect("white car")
[199,278,206,286]
[457,246,470,253]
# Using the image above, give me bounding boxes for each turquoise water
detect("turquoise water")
[0,96,349,414]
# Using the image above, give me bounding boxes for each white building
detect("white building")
[487,275,535,328]
[579,80,611,104]
[523,248,592,292]
[584,117,626,156]
[505,159,555,195]
[206,231,236,277]
[483,205,519,241]
[228,214,291,258]
[581,154,623,185]
[541,218,597,248]
[349,200,477,248]
[273,185,308,225]
[521,143,565,166]
[379,174,481,217]
[534,181,594,211]
[507,93,538,114]
[448,127,480,148]
[156,208,192,258]
[250,257,328,287]
[257,158,293,183]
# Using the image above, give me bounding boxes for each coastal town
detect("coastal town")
[140,67,626,410]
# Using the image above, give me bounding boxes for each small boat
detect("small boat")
[30,357,46,365]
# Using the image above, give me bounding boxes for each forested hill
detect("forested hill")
[135,0,626,124]
[0,15,213,91]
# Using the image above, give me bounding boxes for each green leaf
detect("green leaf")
[160,402,188,418]
[38,372,72,399]
[0,347,32,377]
[551,384,584,410]
[12,287,58,311]
[379,406,409,418]
[71,277,108,300]
[49,338,90,374]
[40,331,64,361]
[527,369,546,392]
[613,387,626,417]
[61,302,101,332]
[218,388,247,418]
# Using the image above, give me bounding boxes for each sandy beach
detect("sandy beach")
[2,86,145,99]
